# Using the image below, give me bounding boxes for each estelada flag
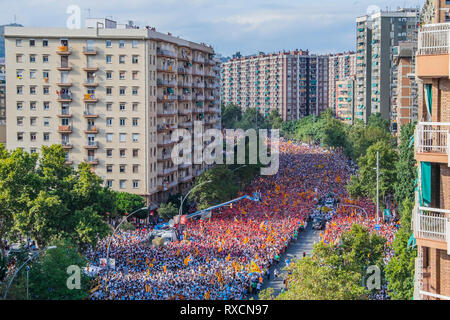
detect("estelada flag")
[163,265,167,273]
[204,291,211,300]
[226,254,231,262]
[243,237,249,244]
[218,246,223,253]
[184,255,191,266]
[250,261,262,273]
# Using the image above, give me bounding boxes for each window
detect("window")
[106,118,113,126]
[120,103,126,111]
[119,55,125,64]
[16,54,23,63]
[120,165,126,173]
[132,55,139,64]
[119,180,126,189]
[119,118,126,126]
[120,149,126,157]
[119,133,126,142]
[61,118,69,126]
[106,87,112,95]
[133,149,139,157]
[17,132,23,141]
[106,40,112,48]
[119,71,125,80]
[43,132,50,141]
[106,133,113,142]
[30,86,36,95]
[29,39,35,47]
[30,55,36,63]
[106,71,112,79]
[43,102,50,110]
[42,39,48,47]
[43,87,49,95]
[132,134,139,142]
[106,165,113,173]
[133,180,139,189]
[133,165,139,173]
[16,39,22,47]
[43,71,49,80]
[106,149,113,157]
[43,117,50,126]
[132,71,138,80]
[132,40,138,48]
[106,180,113,188]
[132,87,138,95]
[132,103,138,111]
[29,70,36,79]
[30,132,37,141]
[132,118,138,126]
[16,86,23,95]
[17,117,23,126]
[120,87,126,95]
[106,55,112,64]
[16,70,23,79]
[30,148,37,154]
[30,117,37,126]
[17,102,23,110]
[119,40,125,48]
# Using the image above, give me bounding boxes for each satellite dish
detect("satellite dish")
[169,219,175,227]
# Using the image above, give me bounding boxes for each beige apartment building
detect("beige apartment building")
[413,0,450,300]
[4,19,220,204]
[221,50,329,122]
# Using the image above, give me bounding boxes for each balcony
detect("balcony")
[84,126,98,134]
[157,138,177,147]
[58,125,72,133]
[158,167,178,177]
[83,47,97,55]
[179,108,192,115]
[178,94,192,102]
[179,175,193,183]
[83,111,99,119]
[193,56,205,64]
[178,81,192,88]
[157,181,178,192]
[158,108,178,116]
[56,46,71,55]
[61,141,73,149]
[157,65,176,73]
[413,206,450,252]
[417,23,450,78]
[85,157,99,165]
[194,94,205,101]
[57,111,73,118]
[157,94,178,102]
[157,123,178,133]
[158,152,172,162]
[157,79,177,87]
[57,64,72,71]
[83,65,99,72]
[83,79,99,87]
[179,121,193,128]
[57,93,72,102]
[84,94,98,103]
[57,82,72,88]
[84,141,99,149]
[415,122,450,165]
[157,49,177,59]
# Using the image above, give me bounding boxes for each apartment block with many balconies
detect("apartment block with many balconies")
[356,8,420,125]
[335,78,355,125]
[4,20,220,205]
[413,3,450,299]
[220,50,329,122]
[328,52,356,114]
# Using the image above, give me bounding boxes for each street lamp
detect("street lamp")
[178,180,212,239]
[106,207,148,274]
[3,246,57,300]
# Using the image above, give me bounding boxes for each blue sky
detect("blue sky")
[0,0,423,56]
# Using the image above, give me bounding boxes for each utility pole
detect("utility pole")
[376,151,380,224]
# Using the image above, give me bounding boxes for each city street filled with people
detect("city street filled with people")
[87,140,399,300]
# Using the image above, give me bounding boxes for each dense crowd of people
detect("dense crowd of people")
[87,140,398,300]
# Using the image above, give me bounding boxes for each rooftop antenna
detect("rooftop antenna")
[85,8,92,18]
[13,14,16,24]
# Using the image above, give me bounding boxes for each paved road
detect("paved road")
[256,222,321,298]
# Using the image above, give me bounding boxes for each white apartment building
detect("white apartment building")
[4,20,221,204]
[328,52,356,113]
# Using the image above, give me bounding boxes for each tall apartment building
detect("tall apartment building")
[355,8,420,124]
[392,41,418,134]
[335,78,355,125]
[4,20,220,204]
[328,52,356,113]
[0,58,5,143]
[221,50,329,122]
[412,0,450,301]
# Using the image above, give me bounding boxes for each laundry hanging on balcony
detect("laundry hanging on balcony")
[421,161,431,207]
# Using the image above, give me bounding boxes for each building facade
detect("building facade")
[335,78,355,125]
[355,8,420,124]
[392,41,418,134]
[413,1,450,300]
[4,21,220,204]
[221,50,329,122]
[328,52,356,114]
[0,58,5,143]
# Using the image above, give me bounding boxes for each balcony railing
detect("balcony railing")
[157,49,177,58]
[418,23,450,55]
[415,122,450,154]
[413,206,449,243]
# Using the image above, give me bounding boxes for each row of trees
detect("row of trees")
[221,104,283,130]
[0,144,146,299]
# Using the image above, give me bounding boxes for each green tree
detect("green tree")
[221,104,242,129]
[394,123,417,210]
[157,202,179,220]
[235,107,269,130]
[347,122,393,161]
[267,109,283,129]
[115,192,146,216]
[355,140,398,204]
[14,240,91,300]
[368,113,390,132]
[189,165,239,209]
